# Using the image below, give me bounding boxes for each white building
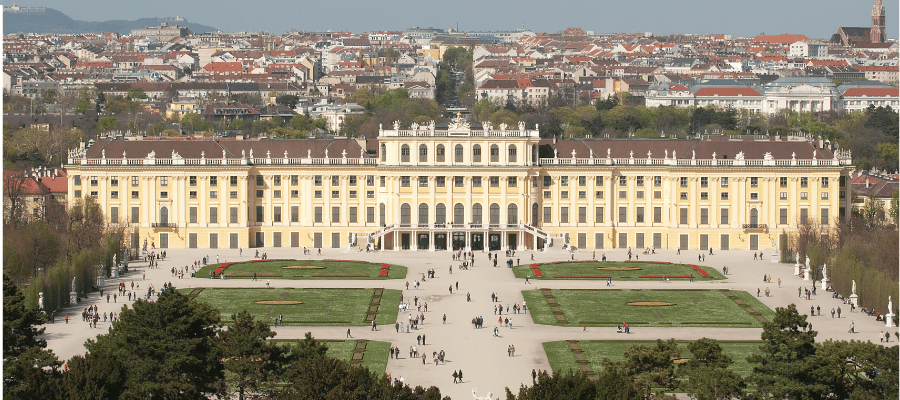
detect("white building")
[789,41,828,58]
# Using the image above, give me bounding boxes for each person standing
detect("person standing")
[532,368,537,382]
[831,308,835,318]
[458,370,463,382]
[443,314,447,324]
[452,370,458,383]
[422,353,426,364]
[849,321,855,333]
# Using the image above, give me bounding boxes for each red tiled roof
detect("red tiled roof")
[842,88,899,97]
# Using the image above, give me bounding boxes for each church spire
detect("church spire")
[870,0,885,43]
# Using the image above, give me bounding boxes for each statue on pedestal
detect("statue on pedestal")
[889,296,893,313]
[72,277,76,292]
[852,280,857,295]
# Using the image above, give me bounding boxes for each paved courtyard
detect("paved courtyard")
[42,246,898,399]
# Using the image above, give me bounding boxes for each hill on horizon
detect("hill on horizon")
[4,7,218,35]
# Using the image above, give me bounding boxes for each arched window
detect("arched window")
[435,203,446,224]
[419,144,428,162]
[508,203,518,224]
[532,203,539,225]
[380,144,386,162]
[159,206,169,225]
[455,145,464,163]
[418,203,429,225]
[489,203,500,224]
[436,144,445,163]
[473,145,482,163]
[490,144,500,162]
[508,145,517,163]
[379,203,386,226]
[454,203,465,224]
[400,203,411,224]
[472,203,483,224]
[401,145,410,163]
[750,208,758,226]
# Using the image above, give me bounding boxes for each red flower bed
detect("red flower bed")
[553,274,611,278]
[313,274,370,277]
[531,263,539,268]
[380,269,389,276]
[381,263,389,269]
[687,264,710,277]
[226,274,283,277]
[640,275,692,278]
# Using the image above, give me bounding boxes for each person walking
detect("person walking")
[849,321,855,333]
[371,320,377,331]
[422,353,426,364]
[458,370,463,382]
[65,314,69,324]
[452,370,458,383]
[532,368,537,382]
[525,275,530,284]
[838,307,842,318]
[831,308,835,318]
[449,285,453,294]
[443,314,447,324]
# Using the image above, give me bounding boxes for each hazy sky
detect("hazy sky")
[14,0,900,40]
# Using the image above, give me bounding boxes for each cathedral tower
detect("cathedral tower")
[870,0,885,43]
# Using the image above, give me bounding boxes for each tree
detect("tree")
[3,273,64,400]
[3,167,31,228]
[276,94,300,109]
[747,304,826,399]
[811,340,899,400]
[97,116,119,132]
[219,310,298,400]
[619,338,682,399]
[64,352,127,400]
[678,338,745,400]
[126,87,146,100]
[82,288,224,399]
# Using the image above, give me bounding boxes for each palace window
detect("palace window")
[636,176,644,187]
[508,177,517,187]
[436,177,445,187]
[189,176,197,186]
[720,177,728,188]
[401,176,410,187]
[419,176,428,187]
[490,177,500,187]
[111,177,118,187]
[131,176,139,186]
[472,177,482,187]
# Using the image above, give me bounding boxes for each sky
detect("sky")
[11,0,900,40]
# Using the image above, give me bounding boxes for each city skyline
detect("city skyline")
[9,0,899,40]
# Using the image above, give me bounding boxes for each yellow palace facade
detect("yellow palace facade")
[66,119,853,252]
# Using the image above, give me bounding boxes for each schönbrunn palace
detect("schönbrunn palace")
[66,118,853,253]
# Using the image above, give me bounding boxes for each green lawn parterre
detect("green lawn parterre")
[180,287,401,327]
[512,261,724,280]
[543,340,762,377]
[523,289,775,328]
[196,259,407,280]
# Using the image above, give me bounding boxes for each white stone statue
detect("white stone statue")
[734,151,745,161]
[535,123,539,130]
[428,120,435,131]
[38,292,43,310]
[410,122,419,131]
[342,149,347,158]
[379,123,383,131]
[101,149,106,158]
[147,150,156,159]
[764,152,773,160]
[889,296,893,313]
[241,149,246,158]
[589,149,594,158]
[712,151,716,159]
[267,150,272,159]
[805,256,810,271]
[472,389,493,400]
[222,149,226,159]
[249,149,254,159]
[325,149,329,158]
[123,150,127,159]
[822,264,827,280]
[791,152,796,160]
[393,120,400,130]
[813,150,817,160]
[518,121,525,131]
[607,148,611,158]
[629,150,634,158]
[201,151,206,159]
[771,239,778,253]
[553,149,558,158]
[113,254,117,267]
[571,149,577,158]
[852,280,857,295]
[647,150,652,158]
[796,251,800,264]
[284,150,288,158]
[72,277,76,292]
[308,149,312,158]
[692,150,695,159]
[499,122,507,131]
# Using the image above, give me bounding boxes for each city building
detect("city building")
[65,118,853,252]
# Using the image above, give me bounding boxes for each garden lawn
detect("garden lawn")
[196,259,407,280]
[183,288,401,326]
[543,340,762,377]
[524,289,773,328]
[274,339,390,376]
[512,261,723,280]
